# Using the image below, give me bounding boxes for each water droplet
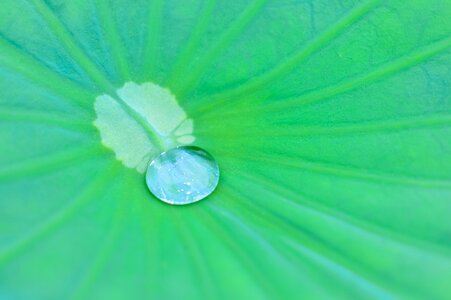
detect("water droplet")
[146,146,220,205]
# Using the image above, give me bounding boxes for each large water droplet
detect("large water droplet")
[146,146,220,205]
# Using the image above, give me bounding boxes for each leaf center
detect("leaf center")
[93,82,195,173]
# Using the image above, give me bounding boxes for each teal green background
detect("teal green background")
[0,0,451,299]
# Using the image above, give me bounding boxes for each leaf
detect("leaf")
[1,0,451,299]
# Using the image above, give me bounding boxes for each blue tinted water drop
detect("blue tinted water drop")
[146,146,220,205]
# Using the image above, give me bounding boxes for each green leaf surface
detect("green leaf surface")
[1,0,451,299]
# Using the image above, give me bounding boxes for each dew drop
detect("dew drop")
[146,146,220,205]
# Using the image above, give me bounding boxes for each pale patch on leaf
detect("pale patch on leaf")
[94,82,195,173]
